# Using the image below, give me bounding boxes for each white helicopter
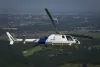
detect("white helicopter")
[6,8,93,48]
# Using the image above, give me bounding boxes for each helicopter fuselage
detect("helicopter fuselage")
[38,34,80,45]
[6,32,80,46]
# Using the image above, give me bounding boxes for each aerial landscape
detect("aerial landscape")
[0,0,100,67]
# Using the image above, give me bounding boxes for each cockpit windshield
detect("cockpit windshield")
[66,36,73,41]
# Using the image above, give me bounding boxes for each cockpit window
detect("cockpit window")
[66,36,73,41]
[62,35,65,38]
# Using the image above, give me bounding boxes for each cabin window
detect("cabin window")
[62,35,65,38]
[66,36,73,41]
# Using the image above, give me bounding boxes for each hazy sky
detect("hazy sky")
[0,0,100,14]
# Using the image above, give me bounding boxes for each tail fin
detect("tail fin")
[6,32,15,45]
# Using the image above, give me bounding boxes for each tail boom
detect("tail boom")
[6,32,39,45]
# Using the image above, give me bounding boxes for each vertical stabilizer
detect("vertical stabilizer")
[6,32,15,45]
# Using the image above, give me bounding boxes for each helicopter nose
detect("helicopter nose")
[75,40,80,44]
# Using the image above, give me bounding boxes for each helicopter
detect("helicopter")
[6,8,93,49]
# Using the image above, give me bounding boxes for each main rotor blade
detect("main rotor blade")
[45,8,59,34]
[66,34,93,39]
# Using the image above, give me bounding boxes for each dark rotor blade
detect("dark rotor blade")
[66,34,93,39]
[45,8,59,34]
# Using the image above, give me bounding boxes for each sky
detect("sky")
[0,0,100,14]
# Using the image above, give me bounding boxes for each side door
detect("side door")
[65,36,74,44]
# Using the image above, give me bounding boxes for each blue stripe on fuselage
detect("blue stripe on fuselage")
[38,37,48,44]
